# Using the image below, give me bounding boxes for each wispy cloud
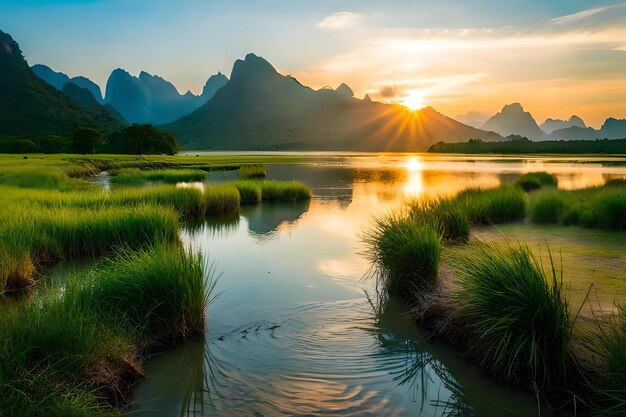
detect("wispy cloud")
[317,11,362,29]
[297,4,626,126]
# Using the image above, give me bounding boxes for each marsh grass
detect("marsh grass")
[259,180,312,201]
[530,189,567,223]
[366,214,441,299]
[0,166,90,190]
[409,199,470,243]
[0,245,211,416]
[452,186,527,224]
[231,180,262,203]
[203,184,241,217]
[515,172,558,192]
[450,241,571,388]
[238,164,267,179]
[110,168,207,185]
[0,205,179,292]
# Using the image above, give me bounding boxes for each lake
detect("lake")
[123,153,626,417]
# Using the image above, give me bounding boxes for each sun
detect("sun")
[401,91,426,111]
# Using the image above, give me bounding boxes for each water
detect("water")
[124,154,626,416]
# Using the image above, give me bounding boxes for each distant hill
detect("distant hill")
[428,138,626,154]
[62,83,126,128]
[164,53,502,151]
[481,103,548,140]
[551,117,626,140]
[105,69,227,124]
[540,115,585,134]
[32,64,105,103]
[0,30,123,139]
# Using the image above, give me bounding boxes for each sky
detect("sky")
[1,0,625,128]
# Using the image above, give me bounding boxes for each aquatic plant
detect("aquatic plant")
[0,245,212,416]
[231,180,262,203]
[366,214,441,299]
[238,164,267,179]
[450,241,571,388]
[260,180,311,201]
[203,184,241,217]
[409,199,470,244]
[515,172,558,192]
[110,168,207,185]
[453,186,527,224]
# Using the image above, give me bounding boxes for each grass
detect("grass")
[450,186,527,224]
[0,245,211,417]
[259,180,312,201]
[0,204,179,293]
[409,199,470,243]
[238,164,267,179]
[515,171,558,192]
[203,184,241,217]
[530,189,567,223]
[110,168,207,185]
[366,214,442,299]
[231,180,262,203]
[450,241,571,388]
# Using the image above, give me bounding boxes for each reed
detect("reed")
[259,180,312,201]
[238,164,267,179]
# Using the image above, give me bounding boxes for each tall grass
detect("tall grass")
[0,245,211,416]
[453,186,527,224]
[450,241,571,388]
[110,168,207,185]
[366,214,441,299]
[0,205,179,292]
[0,166,89,190]
[530,189,567,223]
[590,191,626,231]
[409,199,470,243]
[238,164,267,179]
[515,172,558,192]
[203,184,241,217]
[259,180,312,201]
[231,180,262,203]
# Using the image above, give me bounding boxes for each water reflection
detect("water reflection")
[126,155,626,417]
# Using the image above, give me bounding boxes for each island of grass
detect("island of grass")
[428,137,626,155]
[0,153,312,416]
[366,172,626,416]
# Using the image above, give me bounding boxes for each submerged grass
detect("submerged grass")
[450,241,571,388]
[0,245,211,417]
[110,168,207,185]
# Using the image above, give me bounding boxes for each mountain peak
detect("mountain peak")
[569,115,585,127]
[336,83,354,97]
[501,102,525,113]
[231,53,277,81]
[482,103,547,139]
[363,93,372,102]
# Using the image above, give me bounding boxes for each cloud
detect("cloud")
[296,4,626,127]
[317,11,362,29]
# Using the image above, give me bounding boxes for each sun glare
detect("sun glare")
[401,91,426,111]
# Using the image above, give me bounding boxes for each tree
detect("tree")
[70,127,102,154]
[40,135,68,154]
[105,124,179,155]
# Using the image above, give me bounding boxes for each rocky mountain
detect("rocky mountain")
[0,30,123,139]
[481,103,548,140]
[164,53,502,151]
[32,64,105,103]
[540,115,585,134]
[551,118,626,140]
[454,111,490,128]
[104,69,228,124]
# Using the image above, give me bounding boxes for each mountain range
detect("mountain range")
[33,64,229,125]
[163,53,503,151]
[0,30,124,139]
[478,102,626,141]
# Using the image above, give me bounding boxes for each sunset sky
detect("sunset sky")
[1,0,625,128]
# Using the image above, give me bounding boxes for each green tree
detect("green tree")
[40,135,68,154]
[105,124,179,155]
[70,127,102,154]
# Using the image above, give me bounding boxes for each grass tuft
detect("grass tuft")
[366,214,441,299]
[450,241,571,388]
[259,180,312,201]
[530,189,567,223]
[515,172,558,192]
[238,164,267,179]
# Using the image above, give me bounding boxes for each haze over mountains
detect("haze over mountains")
[2,28,625,150]
[34,64,228,125]
[163,53,503,151]
[0,30,124,138]
[478,102,626,141]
